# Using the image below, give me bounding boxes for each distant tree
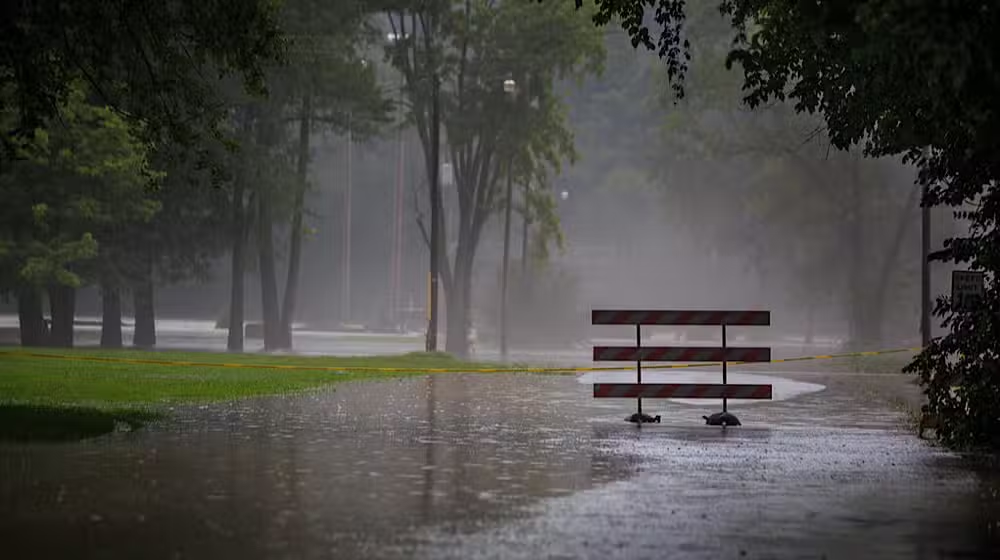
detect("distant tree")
[228,0,389,351]
[0,84,159,347]
[2,0,284,348]
[120,140,234,349]
[653,43,920,348]
[386,0,604,357]
[582,0,1000,447]
[1,0,284,168]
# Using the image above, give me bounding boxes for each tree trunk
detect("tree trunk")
[100,281,123,348]
[279,93,312,350]
[847,159,866,350]
[133,259,156,348]
[227,175,247,352]
[48,284,75,348]
[445,281,469,358]
[257,191,282,351]
[445,244,474,358]
[17,286,48,346]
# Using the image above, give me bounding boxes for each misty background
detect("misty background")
[0,20,954,356]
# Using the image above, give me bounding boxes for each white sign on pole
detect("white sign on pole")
[441,162,454,187]
[952,270,985,312]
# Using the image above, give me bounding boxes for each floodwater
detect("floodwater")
[1,373,998,559]
[0,313,843,365]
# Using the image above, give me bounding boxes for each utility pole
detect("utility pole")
[393,130,405,329]
[500,156,513,361]
[521,180,530,278]
[342,111,353,323]
[499,78,517,362]
[390,108,405,330]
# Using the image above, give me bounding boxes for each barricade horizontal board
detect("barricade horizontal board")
[593,383,773,399]
[593,346,771,362]
[591,310,770,326]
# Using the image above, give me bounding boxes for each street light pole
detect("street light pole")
[342,110,353,323]
[391,120,405,330]
[521,181,529,278]
[500,154,513,361]
[499,78,517,362]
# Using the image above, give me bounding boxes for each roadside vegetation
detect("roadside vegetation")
[0,348,493,442]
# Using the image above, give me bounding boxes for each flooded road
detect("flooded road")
[2,372,998,559]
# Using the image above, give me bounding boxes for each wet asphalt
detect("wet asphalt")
[1,372,998,559]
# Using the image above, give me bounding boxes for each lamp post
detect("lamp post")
[342,110,353,323]
[521,180,530,278]
[500,77,517,362]
[386,34,405,332]
[391,109,404,330]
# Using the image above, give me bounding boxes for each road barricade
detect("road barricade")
[591,309,773,426]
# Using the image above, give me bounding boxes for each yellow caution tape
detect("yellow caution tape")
[1,346,923,374]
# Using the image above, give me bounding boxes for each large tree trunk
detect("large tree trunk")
[100,280,123,348]
[445,241,475,358]
[133,256,156,348]
[48,284,75,348]
[279,94,312,350]
[257,191,282,351]
[227,176,247,352]
[17,286,48,346]
[444,280,469,358]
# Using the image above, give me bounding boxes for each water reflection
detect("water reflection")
[0,374,634,558]
[1,373,998,559]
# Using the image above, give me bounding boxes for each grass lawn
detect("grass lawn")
[0,347,498,442]
[0,345,919,442]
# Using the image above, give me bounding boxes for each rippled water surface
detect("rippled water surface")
[2,373,998,559]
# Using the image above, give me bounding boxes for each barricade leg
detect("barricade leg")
[704,322,741,427]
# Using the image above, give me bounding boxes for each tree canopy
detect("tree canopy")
[582,0,1000,447]
[1,0,285,164]
[0,84,158,291]
[387,0,605,357]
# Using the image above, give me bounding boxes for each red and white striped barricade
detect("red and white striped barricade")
[591,309,772,425]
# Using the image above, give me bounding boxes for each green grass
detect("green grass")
[0,345,920,442]
[0,347,497,442]
[0,405,161,442]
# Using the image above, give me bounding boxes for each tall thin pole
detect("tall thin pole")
[390,125,404,328]
[395,131,405,329]
[636,323,642,417]
[722,323,728,414]
[921,183,931,347]
[521,180,529,278]
[391,78,406,331]
[500,155,513,361]
[426,77,440,352]
[342,111,353,322]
